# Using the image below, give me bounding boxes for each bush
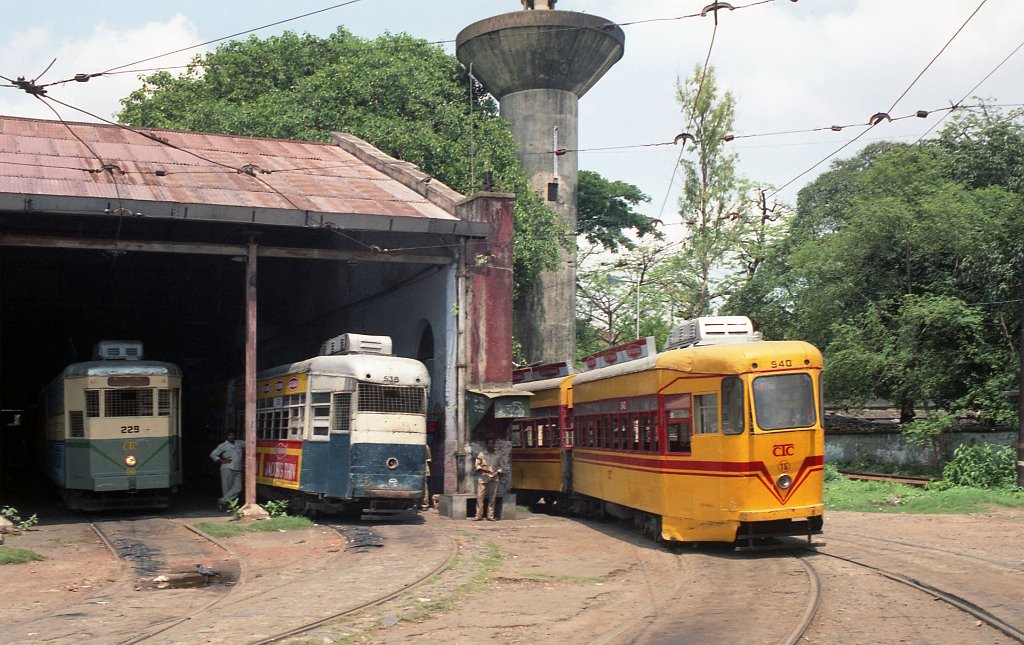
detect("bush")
[823,463,844,483]
[942,443,1016,488]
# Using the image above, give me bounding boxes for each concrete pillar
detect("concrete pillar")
[457,7,624,365]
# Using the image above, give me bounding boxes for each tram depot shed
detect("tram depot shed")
[0,115,527,515]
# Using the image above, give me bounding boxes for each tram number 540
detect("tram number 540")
[121,425,141,434]
[770,359,793,368]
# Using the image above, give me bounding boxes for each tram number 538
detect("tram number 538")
[121,425,141,434]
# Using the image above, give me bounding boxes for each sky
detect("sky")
[2,0,1022,224]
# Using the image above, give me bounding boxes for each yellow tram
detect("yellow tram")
[511,317,824,547]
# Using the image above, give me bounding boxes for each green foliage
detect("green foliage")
[226,498,244,520]
[822,462,844,483]
[942,443,1017,489]
[901,412,956,448]
[575,244,672,356]
[732,107,1023,426]
[666,65,765,318]
[1,506,38,532]
[0,546,45,565]
[262,499,290,518]
[576,170,660,252]
[117,28,561,297]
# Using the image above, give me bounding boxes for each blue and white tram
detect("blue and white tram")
[231,334,430,517]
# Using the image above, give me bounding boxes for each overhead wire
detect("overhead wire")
[766,0,991,199]
[915,35,1024,142]
[655,1,730,221]
[38,0,368,89]
[3,0,1020,224]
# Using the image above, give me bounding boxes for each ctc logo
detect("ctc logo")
[772,443,795,457]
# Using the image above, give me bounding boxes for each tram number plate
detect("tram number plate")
[770,359,793,368]
[123,441,137,451]
[121,425,141,434]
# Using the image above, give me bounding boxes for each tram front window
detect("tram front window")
[752,373,816,431]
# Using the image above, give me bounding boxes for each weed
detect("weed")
[1,506,39,532]
[226,498,244,520]
[263,499,290,518]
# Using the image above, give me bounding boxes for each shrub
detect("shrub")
[823,463,844,483]
[263,499,289,518]
[942,443,1016,488]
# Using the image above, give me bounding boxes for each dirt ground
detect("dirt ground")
[2,504,1023,644]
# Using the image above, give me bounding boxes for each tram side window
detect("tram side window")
[331,392,351,434]
[664,393,691,452]
[85,390,99,418]
[311,391,331,438]
[642,414,657,452]
[721,376,745,435]
[510,423,523,448]
[548,420,560,447]
[693,394,718,435]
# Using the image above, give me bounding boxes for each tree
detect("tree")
[744,132,1022,425]
[576,244,672,358]
[659,65,757,318]
[576,170,660,252]
[118,28,562,295]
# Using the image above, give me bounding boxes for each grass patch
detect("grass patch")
[193,515,314,538]
[0,546,45,565]
[825,476,1024,513]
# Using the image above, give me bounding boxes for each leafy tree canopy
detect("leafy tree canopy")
[730,113,1023,425]
[576,170,660,252]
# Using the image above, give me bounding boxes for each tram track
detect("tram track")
[1,516,241,645]
[248,521,459,645]
[799,522,1024,644]
[587,545,821,645]
[806,548,1024,642]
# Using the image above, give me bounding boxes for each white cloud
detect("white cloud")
[0,14,202,122]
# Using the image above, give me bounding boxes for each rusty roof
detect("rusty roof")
[0,115,476,235]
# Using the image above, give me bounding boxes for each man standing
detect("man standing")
[210,431,243,511]
[473,439,503,521]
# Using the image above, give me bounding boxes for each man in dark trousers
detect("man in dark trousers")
[473,439,503,521]
[209,431,243,511]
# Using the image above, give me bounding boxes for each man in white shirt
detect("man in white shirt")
[209,431,243,511]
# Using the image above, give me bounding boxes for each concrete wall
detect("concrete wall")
[825,430,1018,468]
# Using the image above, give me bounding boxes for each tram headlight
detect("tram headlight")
[776,474,792,490]
[386,457,399,470]
[124,455,137,467]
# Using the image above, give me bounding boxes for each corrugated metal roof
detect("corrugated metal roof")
[0,115,468,231]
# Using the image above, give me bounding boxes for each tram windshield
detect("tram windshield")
[751,373,816,431]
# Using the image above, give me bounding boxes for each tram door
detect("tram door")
[324,391,352,498]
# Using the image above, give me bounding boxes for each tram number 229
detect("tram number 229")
[770,358,793,368]
[120,425,141,434]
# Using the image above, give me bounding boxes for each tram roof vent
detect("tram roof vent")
[664,316,760,350]
[92,340,144,361]
[320,333,393,356]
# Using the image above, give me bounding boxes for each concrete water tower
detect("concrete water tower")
[457,1,625,366]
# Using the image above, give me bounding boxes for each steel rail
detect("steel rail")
[813,550,1024,643]
[781,555,822,645]
[248,529,460,645]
